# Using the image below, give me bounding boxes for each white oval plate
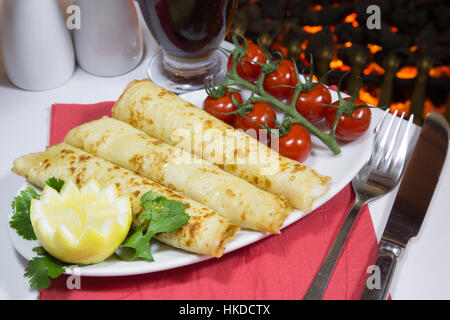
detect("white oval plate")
[8,89,382,277]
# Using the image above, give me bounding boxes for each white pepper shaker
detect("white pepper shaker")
[0,0,75,91]
[73,0,144,77]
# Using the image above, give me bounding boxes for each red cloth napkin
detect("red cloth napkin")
[41,102,379,300]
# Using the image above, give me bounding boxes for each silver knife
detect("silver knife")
[360,111,449,300]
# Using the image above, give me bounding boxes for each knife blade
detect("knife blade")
[360,111,449,300]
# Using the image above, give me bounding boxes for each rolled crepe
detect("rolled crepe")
[64,117,290,234]
[12,143,239,258]
[112,79,330,212]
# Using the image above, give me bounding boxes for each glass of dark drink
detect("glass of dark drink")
[137,0,238,93]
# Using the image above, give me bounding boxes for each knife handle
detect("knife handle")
[360,240,403,300]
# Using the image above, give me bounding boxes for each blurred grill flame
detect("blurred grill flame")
[396,66,418,79]
[303,25,323,34]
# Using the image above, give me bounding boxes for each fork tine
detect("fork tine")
[390,114,414,173]
[382,111,405,170]
[374,108,391,136]
[372,110,398,169]
[366,108,391,166]
[379,109,398,148]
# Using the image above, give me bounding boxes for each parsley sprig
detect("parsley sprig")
[120,191,190,262]
[45,177,65,192]
[10,178,67,290]
[10,179,189,290]
[9,178,65,240]
[25,247,66,290]
[10,187,39,240]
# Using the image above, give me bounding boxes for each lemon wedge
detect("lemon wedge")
[30,180,132,265]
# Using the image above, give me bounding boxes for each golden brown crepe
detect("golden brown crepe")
[112,79,330,212]
[64,116,290,233]
[12,143,239,258]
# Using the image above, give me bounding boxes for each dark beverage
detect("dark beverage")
[138,0,237,60]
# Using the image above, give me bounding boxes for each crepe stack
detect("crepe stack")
[64,116,291,234]
[12,143,239,258]
[12,79,331,260]
[112,79,330,212]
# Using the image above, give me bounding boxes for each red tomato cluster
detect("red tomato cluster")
[203,44,371,163]
[203,90,243,124]
[262,59,297,101]
[290,84,332,123]
[278,124,312,163]
[233,101,277,140]
[325,97,372,141]
[227,43,267,84]
[203,92,312,163]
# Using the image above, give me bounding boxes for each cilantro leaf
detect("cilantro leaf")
[121,191,189,262]
[24,247,65,290]
[140,190,165,204]
[10,178,65,241]
[45,177,65,192]
[147,199,190,235]
[32,246,47,256]
[10,187,39,240]
[120,225,154,262]
[10,179,69,291]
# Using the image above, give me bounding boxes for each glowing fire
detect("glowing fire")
[239,1,450,122]
[303,25,323,34]
[301,40,308,51]
[423,99,447,117]
[344,13,359,28]
[390,101,410,116]
[359,88,379,106]
[429,65,450,78]
[329,58,351,72]
[390,26,399,33]
[367,44,383,55]
[388,100,447,118]
[409,45,418,53]
[363,62,385,76]
[396,66,418,79]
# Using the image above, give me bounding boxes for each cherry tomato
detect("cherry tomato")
[290,83,331,123]
[227,43,267,83]
[325,97,372,141]
[263,59,297,101]
[234,102,277,141]
[277,124,312,163]
[203,91,243,125]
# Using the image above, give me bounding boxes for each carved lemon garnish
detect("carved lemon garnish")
[30,180,131,264]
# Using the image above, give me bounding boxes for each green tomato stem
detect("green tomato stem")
[225,72,342,155]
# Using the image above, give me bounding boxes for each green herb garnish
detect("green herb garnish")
[120,191,190,262]
[10,178,65,240]
[10,187,39,240]
[45,177,65,192]
[11,181,189,290]
[10,178,68,290]
[24,247,66,290]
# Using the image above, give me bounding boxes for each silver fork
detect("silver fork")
[303,109,414,300]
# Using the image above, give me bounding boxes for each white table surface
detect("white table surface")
[1,4,449,300]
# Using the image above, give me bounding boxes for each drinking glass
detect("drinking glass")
[137,0,238,93]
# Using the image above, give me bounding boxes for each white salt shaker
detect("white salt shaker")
[73,0,144,77]
[0,0,75,91]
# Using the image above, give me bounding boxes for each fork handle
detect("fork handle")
[303,200,366,300]
[360,240,403,300]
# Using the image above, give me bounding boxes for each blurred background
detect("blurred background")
[228,0,450,124]
[0,0,448,124]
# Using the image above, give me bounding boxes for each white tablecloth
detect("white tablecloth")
[0,3,449,300]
